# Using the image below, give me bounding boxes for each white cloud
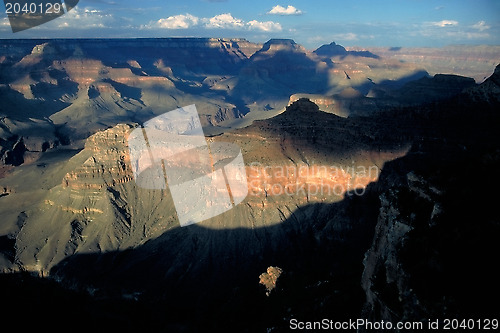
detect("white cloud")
[247,20,282,32]
[472,20,490,32]
[144,12,281,33]
[268,5,303,15]
[204,13,244,29]
[156,14,199,29]
[431,20,459,27]
[54,7,111,29]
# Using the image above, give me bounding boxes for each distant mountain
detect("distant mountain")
[314,41,379,59]
[314,41,348,57]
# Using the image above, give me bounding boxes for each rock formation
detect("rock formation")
[259,266,283,296]
[0,38,499,331]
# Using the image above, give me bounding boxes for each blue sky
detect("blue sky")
[1,0,499,49]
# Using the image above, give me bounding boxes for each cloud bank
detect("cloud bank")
[148,13,282,32]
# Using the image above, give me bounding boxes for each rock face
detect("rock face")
[466,64,500,103]
[359,66,500,324]
[259,266,283,296]
[222,98,407,205]
[62,124,134,190]
[14,124,179,273]
[361,142,500,324]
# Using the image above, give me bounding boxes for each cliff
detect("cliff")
[359,65,500,325]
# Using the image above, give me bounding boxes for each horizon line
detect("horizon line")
[1,37,499,51]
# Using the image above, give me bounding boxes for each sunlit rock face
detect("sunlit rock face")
[62,124,135,190]
[11,98,406,273]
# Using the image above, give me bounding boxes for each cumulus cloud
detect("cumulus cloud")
[472,20,490,31]
[204,13,245,29]
[145,12,281,32]
[431,20,459,27]
[247,20,282,32]
[156,14,199,29]
[268,5,302,15]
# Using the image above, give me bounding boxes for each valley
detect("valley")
[0,37,499,331]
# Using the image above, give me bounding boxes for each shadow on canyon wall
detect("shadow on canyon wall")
[1,66,499,332]
[2,128,499,332]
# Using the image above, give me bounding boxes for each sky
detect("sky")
[1,0,499,49]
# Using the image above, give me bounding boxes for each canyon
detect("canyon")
[0,38,499,331]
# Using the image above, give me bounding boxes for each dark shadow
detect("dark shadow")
[87,85,100,99]
[232,44,331,100]
[371,70,430,90]
[73,38,248,77]
[351,69,429,98]
[103,79,144,104]
[30,79,79,102]
[393,74,476,104]
[348,71,481,117]
[320,70,433,117]
[7,124,499,331]
[47,185,381,332]
[0,84,71,120]
[345,50,380,59]
[0,235,16,262]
